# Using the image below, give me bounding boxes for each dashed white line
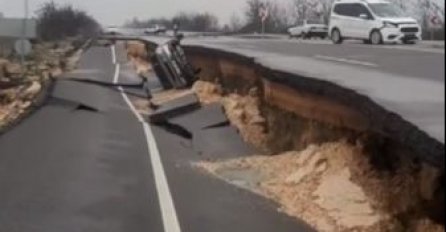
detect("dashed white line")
[315,55,378,67]
[112,55,182,232]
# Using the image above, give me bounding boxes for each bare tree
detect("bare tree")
[242,0,264,32]
[126,12,220,32]
[172,12,220,32]
[241,0,290,33]
[36,1,100,41]
[265,1,290,32]
[229,13,244,32]
[291,0,333,24]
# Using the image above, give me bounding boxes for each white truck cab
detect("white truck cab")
[329,0,422,44]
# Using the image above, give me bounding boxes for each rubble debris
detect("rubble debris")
[192,79,444,232]
[124,41,444,232]
[126,41,152,76]
[193,80,267,150]
[192,80,222,104]
[198,141,444,232]
[1,40,85,130]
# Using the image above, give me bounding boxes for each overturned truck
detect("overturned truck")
[150,35,199,90]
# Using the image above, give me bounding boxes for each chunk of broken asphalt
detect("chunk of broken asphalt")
[169,103,228,133]
[147,93,201,123]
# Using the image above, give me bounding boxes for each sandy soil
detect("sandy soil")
[197,142,384,231]
[193,81,268,150]
[0,40,83,129]
[197,141,444,232]
[126,41,152,76]
[192,80,444,232]
[122,42,444,232]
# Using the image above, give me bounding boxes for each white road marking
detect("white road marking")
[113,60,181,232]
[113,63,121,84]
[113,64,144,122]
[142,123,182,232]
[314,55,378,67]
[111,45,117,64]
[293,39,444,54]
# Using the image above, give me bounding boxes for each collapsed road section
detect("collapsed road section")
[122,37,444,232]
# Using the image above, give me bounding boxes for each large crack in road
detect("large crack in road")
[125,40,445,232]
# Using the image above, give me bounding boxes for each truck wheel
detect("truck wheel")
[331,29,343,44]
[370,30,383,45]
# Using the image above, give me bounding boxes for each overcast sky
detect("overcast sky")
[0,0,289,26]
[0,0,443,26]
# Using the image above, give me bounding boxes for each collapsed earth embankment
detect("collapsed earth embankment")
[126,40,444,232]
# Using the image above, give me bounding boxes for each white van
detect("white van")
[329,0,422,44]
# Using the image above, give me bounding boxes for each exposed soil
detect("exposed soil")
[198,140,444,232]
[125,41,152,76]
[123,40,444,232]
[193,80,444,232]
[197,142,387,231]
[193,80,268,150]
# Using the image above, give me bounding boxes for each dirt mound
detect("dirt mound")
[193,81,267,150]
[124,42,444,231]
[1,40,83,129]
[198,141,443,232]
[125,41,152,76]
[193,80,444,232]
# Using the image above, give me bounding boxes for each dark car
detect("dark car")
[144,25,167,35]
[151,35,200,90]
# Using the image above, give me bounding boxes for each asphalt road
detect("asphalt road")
[0,44,314,231]
[220,39,444,82]
[170,37,444,82]
[143,35,444,144]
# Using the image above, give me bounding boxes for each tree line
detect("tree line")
[127,0,443,38]
[125,12,219,32]
[34,0,444,40]
[237,0,444,36]
[36,1,100,41]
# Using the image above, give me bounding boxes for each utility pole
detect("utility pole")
[20,0,29,75]
[259,4,269,36]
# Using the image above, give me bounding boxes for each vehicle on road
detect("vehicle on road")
[288,19,328,39]
[151,34,199,89]
[144,25,167,35]
[102,26,121,35]
[329,0,422,45]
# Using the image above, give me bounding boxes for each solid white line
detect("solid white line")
[314,55,378,67]
[113,63,121,84]
[142,123,182,232]
[113,64,144,122]
[113,63,181,232]
[111,45,117,64]
[120,87,144,122]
